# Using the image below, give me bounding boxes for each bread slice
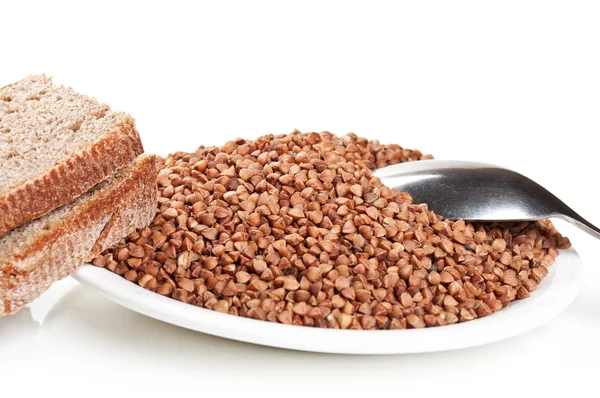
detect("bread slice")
[0,75,144,236]
[0,154,157,317]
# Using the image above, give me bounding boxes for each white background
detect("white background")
[1,0,599,396]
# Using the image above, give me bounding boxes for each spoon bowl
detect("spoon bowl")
[373,160,600,239]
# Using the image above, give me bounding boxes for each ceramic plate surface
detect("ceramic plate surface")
[73,248,583,354]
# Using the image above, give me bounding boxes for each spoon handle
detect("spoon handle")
[558,211,600,240]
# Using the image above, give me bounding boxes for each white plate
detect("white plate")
[73,248,583,354]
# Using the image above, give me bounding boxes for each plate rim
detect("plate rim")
[73,247,584,355]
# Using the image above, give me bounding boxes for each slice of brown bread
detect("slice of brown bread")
[0,154,157,317]
[0,75,144,236]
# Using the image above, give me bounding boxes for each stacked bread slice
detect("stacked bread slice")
[0,75,157,317]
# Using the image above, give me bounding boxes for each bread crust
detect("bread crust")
[0,116,144,237]
[0,155,157,317]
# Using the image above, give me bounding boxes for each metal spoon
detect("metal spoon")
[373,160,600,240]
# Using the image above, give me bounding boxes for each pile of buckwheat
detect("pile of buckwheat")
[92,131,571,329]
